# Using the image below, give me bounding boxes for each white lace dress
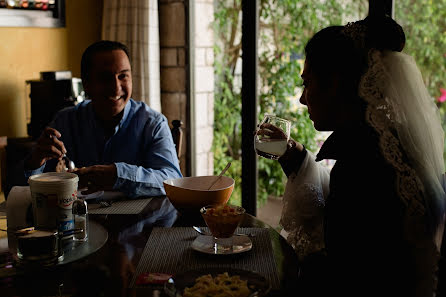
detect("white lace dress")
[279,151,330,261]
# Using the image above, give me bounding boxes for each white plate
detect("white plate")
[77,190,104,200]
[191,235,252,255]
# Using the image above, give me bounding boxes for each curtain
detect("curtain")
[102,0,161,112]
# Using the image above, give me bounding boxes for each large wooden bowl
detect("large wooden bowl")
[163,176,235,214]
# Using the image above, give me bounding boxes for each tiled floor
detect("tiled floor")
[257,196,283,230]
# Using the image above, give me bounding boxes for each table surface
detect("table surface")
[0,196,300,297]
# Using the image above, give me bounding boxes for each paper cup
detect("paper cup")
[28,172,79,232]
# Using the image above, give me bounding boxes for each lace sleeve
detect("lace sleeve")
[280,151,330,260]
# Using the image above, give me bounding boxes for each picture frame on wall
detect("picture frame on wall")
[0,0,65,28]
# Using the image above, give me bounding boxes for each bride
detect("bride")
[259,16,446,297]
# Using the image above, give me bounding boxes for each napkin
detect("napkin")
[6,186,33,231]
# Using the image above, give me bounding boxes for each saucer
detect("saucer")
[191,235,252,255]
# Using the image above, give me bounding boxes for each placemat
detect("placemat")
[87,197,153,215]
[131,227,280,289]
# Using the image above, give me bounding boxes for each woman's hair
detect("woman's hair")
[304,16,405,88]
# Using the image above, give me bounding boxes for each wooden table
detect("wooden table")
[0,197,300,296]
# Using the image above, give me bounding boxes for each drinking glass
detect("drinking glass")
[254,114,291,160]
[200,204,245,252]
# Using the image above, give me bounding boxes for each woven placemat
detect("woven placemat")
[87,198,153,215]
[131,227,280,289]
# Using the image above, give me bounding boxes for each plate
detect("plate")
[77,189,104,200]
[164,267,271,297]
[191,235,252,255]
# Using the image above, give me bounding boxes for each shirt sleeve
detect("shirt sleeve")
[280,151,331,261]
[24,164,45,179]
[279,143,308,177]
[112,115,182,198]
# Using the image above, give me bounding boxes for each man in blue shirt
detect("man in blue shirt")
[24,41,182,198]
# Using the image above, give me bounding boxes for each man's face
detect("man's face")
[84,49,132,120]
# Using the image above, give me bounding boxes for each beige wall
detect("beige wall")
[0,0,103,138]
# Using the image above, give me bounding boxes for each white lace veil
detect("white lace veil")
[359,47,446,251]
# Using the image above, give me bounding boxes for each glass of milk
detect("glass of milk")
[254,114,291,160]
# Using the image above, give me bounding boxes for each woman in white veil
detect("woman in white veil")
[260,16,446,297]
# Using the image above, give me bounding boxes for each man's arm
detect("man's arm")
[75,114,182,198]
[113,116,182,198]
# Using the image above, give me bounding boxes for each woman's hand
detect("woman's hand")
[257,123,288,140]
[256,123,304,153]
[285,138,304,153]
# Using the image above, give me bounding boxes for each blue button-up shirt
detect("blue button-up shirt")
[25,99,182,198]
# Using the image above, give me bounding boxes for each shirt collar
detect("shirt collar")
[117,99,132,130]
[120,99,131,127]
[86,99,132,136]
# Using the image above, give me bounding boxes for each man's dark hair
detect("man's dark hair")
[81,40,131,82]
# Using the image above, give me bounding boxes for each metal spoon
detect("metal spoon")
[48,134,75,170]
[192,226,255,237]
[63,154,76,170]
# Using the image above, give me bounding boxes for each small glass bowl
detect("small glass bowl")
[200,204,245,238]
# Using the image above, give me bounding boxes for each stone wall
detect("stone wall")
[193,0,214,176]
[159,0,188,174]
[159,0,214,176]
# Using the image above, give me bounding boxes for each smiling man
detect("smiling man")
[24,40,182,198]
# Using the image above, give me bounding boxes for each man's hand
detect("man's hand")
[71,164,118,194]
[25,127,67,170]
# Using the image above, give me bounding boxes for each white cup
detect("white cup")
[28,172,79,232]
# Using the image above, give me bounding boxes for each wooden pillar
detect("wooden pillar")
[241,0,259,215]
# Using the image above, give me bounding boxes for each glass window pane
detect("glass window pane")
[212,1,369,227]
[255,1,367,228]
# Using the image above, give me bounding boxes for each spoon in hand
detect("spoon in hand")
[48,133,75,170]
[63,154,76,171]
[207,162,231,190]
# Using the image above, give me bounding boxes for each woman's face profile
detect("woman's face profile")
[299,59,344,131]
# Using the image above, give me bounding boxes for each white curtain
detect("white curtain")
[102,0,161,112]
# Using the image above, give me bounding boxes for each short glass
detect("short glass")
[254,114,291,160]
[200,204,245,252]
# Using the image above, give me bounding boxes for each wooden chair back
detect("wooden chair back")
[171,120,183,160]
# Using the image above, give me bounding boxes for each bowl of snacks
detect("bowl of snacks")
[163,176,234,214]
[164,267,271,297]
[200,204,245,238]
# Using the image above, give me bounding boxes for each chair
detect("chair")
[170,120,183,160]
